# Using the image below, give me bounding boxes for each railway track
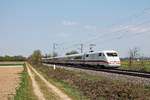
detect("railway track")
[43,63,150,78]
[97,68,150,78]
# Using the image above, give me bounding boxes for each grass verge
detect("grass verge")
[28,64,60,100]
[33,64,150,100]
[14,64,37,100]
[33,64,87,100]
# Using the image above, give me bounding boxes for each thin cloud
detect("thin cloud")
[111,24,150,34]
[110,23,150,40]
[57,32,71,38]
[84,25,97,30]
[127,25,150,33]
[62,20,78,26]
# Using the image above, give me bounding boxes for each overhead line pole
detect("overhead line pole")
[53,43,57,57]
[89,44,96,52]
[80,44,83,53]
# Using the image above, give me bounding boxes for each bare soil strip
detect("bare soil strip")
[0,67,23,100]
[26,63,46,100]
[28,63,72,100]
[0,62,24,65]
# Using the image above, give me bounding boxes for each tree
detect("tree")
[128,47,140,66]
[0,55,26,61]
[140,53,145,67]
[28,50,42,65]
[65,50,79,55]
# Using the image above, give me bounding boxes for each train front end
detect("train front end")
[104,51,121,68]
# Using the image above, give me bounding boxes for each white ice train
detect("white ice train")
[42,50,121,68]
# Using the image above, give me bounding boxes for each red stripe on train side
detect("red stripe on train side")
[84,60,108,64]
[65,60,108,64]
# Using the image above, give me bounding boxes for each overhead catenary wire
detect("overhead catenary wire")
[62,19,150,53]
[82,8,150,44]
[56,7,150,54]
[83,19,150,44]
[77,7,150,44]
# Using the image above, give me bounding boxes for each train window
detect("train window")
[99,53,102,56]
[86,54,89,57]
[74,56,82,59]
[102,53,105,56]
[107,53,118,57]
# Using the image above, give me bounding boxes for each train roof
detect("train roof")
[85,50,117,54]
[42,50,118,59]
[54,53,84,59]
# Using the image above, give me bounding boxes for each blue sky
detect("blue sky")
[0,0,150,57]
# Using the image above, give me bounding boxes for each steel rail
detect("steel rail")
[43,63,150,78]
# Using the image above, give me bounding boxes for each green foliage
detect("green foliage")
[28,50,42,65]
[66,50,79,55]
[0,55,26,61]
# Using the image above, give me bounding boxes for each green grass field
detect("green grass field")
[120,60,150,72]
